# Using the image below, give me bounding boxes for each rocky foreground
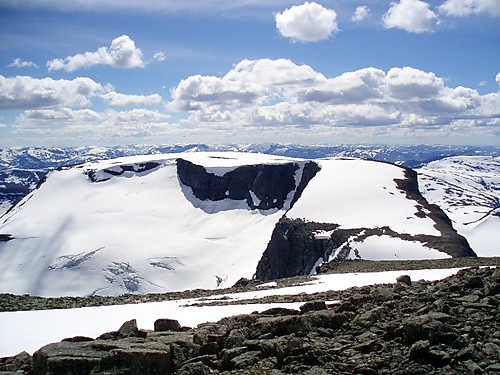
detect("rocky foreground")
[1,266,499,374]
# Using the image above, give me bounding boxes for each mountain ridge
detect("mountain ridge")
[0,152,478,297]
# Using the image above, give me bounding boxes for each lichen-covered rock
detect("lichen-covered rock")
[154,318,182,332]
[3,266,499,374]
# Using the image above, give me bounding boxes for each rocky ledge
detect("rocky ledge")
[1,266,499,374]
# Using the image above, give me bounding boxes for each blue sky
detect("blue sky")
[0,0,499,147]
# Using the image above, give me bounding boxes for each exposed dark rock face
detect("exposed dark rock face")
[394,168,476,258]
[176,158,320,211]
[3,267,499,374]
[86,162,161,183]
[255,218,338,281]
[0,233,14,242]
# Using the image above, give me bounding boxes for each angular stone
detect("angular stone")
[33,341,107,375]
[300,300,327,313]
[230,351,262,370]
[197,342,219,356]
[154,318,182,332]
[118,319,140,337]
[396,274,412,286]
[464,276,484,289]
[463,359,483,374]
[93,348,172,374]
[260,307,299,316]
[409,340,430,360]
[0,351,32,373]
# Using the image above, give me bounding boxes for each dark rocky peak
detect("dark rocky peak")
[176,158,320,213]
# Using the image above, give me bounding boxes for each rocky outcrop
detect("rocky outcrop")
[3,266,499,374]
[394,167,475,258]
[176,158,320,211]
[255,218,338,281]
[86,162,162,183]
[256,165,475,281]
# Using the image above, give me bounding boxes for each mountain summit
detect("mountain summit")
[0,152,473,297]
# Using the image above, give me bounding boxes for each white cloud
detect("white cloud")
[496,72,500,85]
[169,58,325,111]
[439,0,500,16]
[383,0,438,33]
[12,107,172,146]
[168,58,500,133]
[104,108,168,124]
[385,67,444,100]
[275,2,338,42]
[47,35,144,72]
[0,75,103,110]
[8,58,39,69]
[352,6,371,22]
[101,92,162,106]
[18,108,103,122]
[153,52,166,62]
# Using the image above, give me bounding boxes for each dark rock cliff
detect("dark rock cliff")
[394,167,475,258]
[176,158,320,211]
[255,218,338,281]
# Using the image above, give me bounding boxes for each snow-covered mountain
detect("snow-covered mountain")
[0,152,474,297]
[1,144,498,216]
[417,156,500,257]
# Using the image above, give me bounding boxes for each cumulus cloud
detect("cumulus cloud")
[0,75,103,110]
[101,92,162,106]
[169,58,325,111]
[275,2,338,42]
[168,58,500,133]
[352,6,371,22]
[47,35,144,72]
[8,58,39,69]
[439,0,500,16]
[496,72,500,85]
[383,0,438,33]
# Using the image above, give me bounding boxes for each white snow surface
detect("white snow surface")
[330,235,450,261]
[418,156,500,257]
[0,267,465,357]
[0,152,460,297]
[288,158,440,236]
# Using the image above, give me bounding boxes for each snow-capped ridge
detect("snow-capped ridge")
[0,152,483,297]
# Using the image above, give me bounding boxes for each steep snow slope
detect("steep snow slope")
[0,152,471,297]
[418,156,500,256]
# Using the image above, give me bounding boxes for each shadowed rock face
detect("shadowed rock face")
[256,218,339,281]
[176,158,320,211]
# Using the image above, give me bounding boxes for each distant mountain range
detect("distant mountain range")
[1,144,498,215]
[1,148,497,297]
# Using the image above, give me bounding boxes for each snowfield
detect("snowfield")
[0,267,466,358]
[418,156,500,257]
[289,158,440,236]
